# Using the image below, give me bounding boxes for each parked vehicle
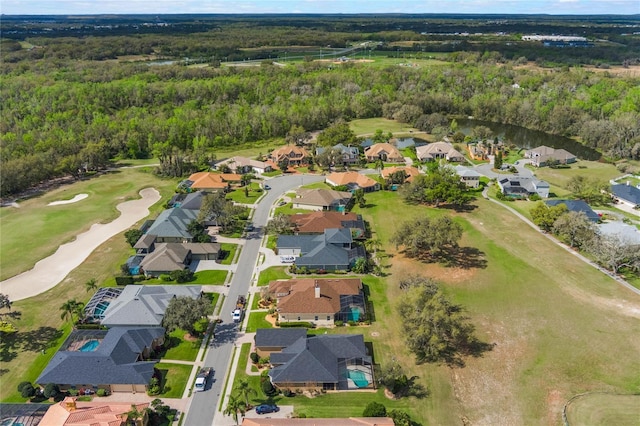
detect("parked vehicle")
[264,184,271,190]
[232,295,246,323]
[256,404,279,414]
[194,367,212,392]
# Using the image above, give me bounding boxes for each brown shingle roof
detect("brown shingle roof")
[364,143,404,162]
[380,165,421,182]
[270,278,362,315]
[326,172,378,189]
[271,145,310,162]
[290,211,359,234]
[188,172,243,189]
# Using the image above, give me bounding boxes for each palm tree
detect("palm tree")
[235,378,257,408]
[223,393,247,426]
[60,299,83,326]
[85,278,98,293]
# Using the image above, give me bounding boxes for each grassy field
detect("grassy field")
[143,269,228,285]
[154,362,192,398]
[220,243,239,265]
[257,266,290,286]
[161,328,202,362]
[349,118,420,137]
[0,167,177,280]
[565,393,640,426]
[347,190,640,425]
[225,183,263,204]
[245,312,273,332]
[531,160,621,190]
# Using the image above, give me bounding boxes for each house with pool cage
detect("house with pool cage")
[268,278,367,327]
[37,327,164,394]
[255,329,374,392]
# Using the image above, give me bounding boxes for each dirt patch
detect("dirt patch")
[561,285,640,320]
[390,253,479,286]
[183,333,198,342]
[546,389,564,426]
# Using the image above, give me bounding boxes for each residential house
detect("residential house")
[293,189,353,212]
[261,331,374,391]
[144,208,199,243]
[40,397,150,426]
[364,143,404,163]
[611,183,640,208]
[497,175,550,198]
[269,278,366,327]
[454,165,481,188]
[289,211,366,239]
[276,228,366,271]
[380,165,421,183]
[139,242,220,277]
[84,287,123,323]
[271,145,310,167]
[525,145,577,167]
[466,139,504,160]
[185,172,242,191]
[545,200,600,222]
[168,190,207,210]
[416,142,465,162]
[359,138,374,150]
[101,285,202,328]
[326,171,380,193]
[242,418,395,426]
[598,221,640,245]
[37,327,165,394]
[254,329,307,358]
[315,144,360,166]
[215,156,273,175]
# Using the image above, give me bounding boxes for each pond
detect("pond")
[456,118,601,161]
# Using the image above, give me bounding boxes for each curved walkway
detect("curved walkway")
[0,188,161,301]
[482,187,640,296]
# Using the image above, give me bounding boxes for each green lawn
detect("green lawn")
[161,328,202,362]
[0,167,177,281]
[349,118,420,137]
[566,394,640,426]
[220,243,239,265]
[154,362,193,398]
[300,181,332,190]
[205,292,221,312]
[257,266,290,286]
[274,204,313,215]
[143,269,228,285]
[225,183,263,204]
[245,312,273,332]
[532,160,622,190]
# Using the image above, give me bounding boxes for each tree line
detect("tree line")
[2,56,639,196]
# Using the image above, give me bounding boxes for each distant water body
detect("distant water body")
[457,118,601,161]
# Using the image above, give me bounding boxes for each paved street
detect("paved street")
[184,173,324,426]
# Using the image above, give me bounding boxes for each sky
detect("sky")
[2,0,639,16]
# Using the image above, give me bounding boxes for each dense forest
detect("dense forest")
[1,15,639,197]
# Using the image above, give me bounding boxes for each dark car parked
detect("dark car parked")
[255,404,279,414]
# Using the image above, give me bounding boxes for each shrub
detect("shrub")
[363,401,387,417]
[389,410,413,426]
[260,369,270,378]
[347,320,357,327]
[278,321,314,328]
[96,388,107,397]
[261,379,277,396]
[18,382,36,398]
[160,274,172,282]
[529,193,541,201]
[115,276,134,285]
[170,269,194,283]
[259,357,270,366]
[334,320,344,327]
[147,377,161,396]
[283,388,294,397]
[68,388,79,396]
[250,352,260,364]
[43,383,60,399]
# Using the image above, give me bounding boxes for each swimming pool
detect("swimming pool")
[347,369,369,388]
[79,340,100,352]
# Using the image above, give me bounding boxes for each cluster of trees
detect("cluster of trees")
[399,165,473,208]
[392,216,463,260]
[396,276,490,366]
[162,296,212,337]
[2,32,639,196]
[530,202,640,275]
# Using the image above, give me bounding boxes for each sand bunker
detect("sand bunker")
[48,193,89,206]
[0,188,161,301]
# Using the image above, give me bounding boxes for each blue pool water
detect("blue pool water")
[346,307,361,322]
[79,340,100,352]
[347,370,369,388]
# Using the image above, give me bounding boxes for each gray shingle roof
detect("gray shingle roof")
[611,184,640,205]
[37,327,164,386]
[145,208,198,241]
[255,328,307,348]
[268,334,369,384]
[101,285,201,327]
[545,199,600,222]
[277,229,362,270]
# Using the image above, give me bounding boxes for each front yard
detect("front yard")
[154,362,192,398]
[159,328,202,362]
[257,266,291,286]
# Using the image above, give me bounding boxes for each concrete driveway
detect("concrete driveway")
[475,162,533,179]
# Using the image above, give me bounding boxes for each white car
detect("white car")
[232,309,243,323]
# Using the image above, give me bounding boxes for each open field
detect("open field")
[530,160,622,190]
[0,168,177,281]
[349,118,420,137]
[565,393,640,426]
[349,190,640,425]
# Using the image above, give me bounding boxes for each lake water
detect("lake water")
[457,118,601,161]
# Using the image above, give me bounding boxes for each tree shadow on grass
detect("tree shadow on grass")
[406,246,488,269]
[0,326,63,363]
